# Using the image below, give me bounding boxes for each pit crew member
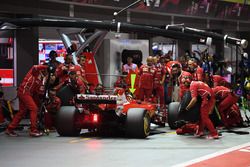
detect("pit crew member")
[212,86,241,128]
[187,59,203,81]
[56,54,76,83]
[138,56,156,101]
[122,56,138,73]
[5,65,49,137]
[185,81,219,139]
[153,57,166,107]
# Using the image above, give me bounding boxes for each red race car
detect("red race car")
[55,86,159,138]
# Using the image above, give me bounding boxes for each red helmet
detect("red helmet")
[180,71,192,85]
[166,61,182,75]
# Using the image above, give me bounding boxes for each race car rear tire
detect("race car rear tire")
[126,108,151,138]
[179,91,192,111]
[56,106,81,137]
[56,85,75,106]
[168,102,180,129]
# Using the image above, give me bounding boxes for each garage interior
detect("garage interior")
[0,0,250,167]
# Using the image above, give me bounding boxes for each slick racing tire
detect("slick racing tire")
[168,102,181,129]
[56,85,75,106]
[178,91,200,123]
[179,91,192,111]
[56,106,81,136]
[126,108,151,138]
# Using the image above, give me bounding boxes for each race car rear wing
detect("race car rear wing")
[76,94,117,104]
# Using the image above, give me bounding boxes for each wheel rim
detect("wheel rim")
[143,114,150,136]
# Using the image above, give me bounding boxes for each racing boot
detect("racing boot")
[29,130,43,137]
[206,134,219,139]
[195,129,204,137]
[5,128,18,137]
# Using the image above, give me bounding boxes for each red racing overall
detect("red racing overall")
[56,63,76,83]
[154,63,166,105]
[212,86,240,127]
[178,71,192,99]
[191,66,203,81]
[139,64,155,101]
[44,95,61,130]
[7,65,48,133]
[190,81,217,136]
[212,75,229,87]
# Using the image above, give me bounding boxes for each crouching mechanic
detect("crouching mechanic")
[176,123,198,135]
[44,88,61,130]
[212,75,230,88]
[68,71,86,94]
[185,81,219,139]
[212,86,241,128]
[5,65,50,137]
[33,71,61,131]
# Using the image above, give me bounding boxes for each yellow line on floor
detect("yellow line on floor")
[161,131,176,135]
[69,138,91,144]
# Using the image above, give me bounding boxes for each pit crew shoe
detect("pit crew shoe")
[195,132,205,137]
[206,134,219,140]
[176,128,184,135]
[5,129,18,137]
[195,129,204,137]
[0,120,9,127]
[29,130,43,137]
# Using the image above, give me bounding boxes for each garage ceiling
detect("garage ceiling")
[0,0,250,32]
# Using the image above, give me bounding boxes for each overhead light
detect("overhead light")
[144,0,161,7]
[206,37,212,46]
[154,0,161,7]
[238,6,242,17]
[241,39,248,49]
[243,52,248,59]
[200,38,206,43]
[0,23,17,30]
[144,0,150,6]
[206,2,210,13]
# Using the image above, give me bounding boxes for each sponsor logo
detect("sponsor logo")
[77,94,117,101]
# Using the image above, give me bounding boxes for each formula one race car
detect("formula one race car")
[55,85,163,138]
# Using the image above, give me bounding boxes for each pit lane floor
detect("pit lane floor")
[0,124,249,167]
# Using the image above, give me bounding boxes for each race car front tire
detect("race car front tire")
[126,108,151,138]
[56,106,81,137]
[168,102,180,129]
[178,91,200,123]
